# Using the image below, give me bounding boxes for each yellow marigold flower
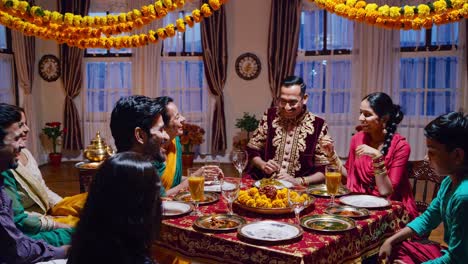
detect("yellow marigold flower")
[209,0,221,10]
[346,0,357,7]
[141,5,150,16]
[417,4,431,18]
[156,28,166,40]
[162,0,173,9]
[165,24,176,37]
[448,10,460,20]
[18,1,28,13]
[239,190,247,196]
[378,5,390,17]
[389,7,401,18]
[423,18,433,28]
[411,17,424,29]
[365,3,378,11]
[118,13,127,23]
[403,6,414,18]
[185,15,195,27]
[155,2,168,17]
[452,0,464,9]
[200,3,212,17]
[348,7,358,18]
[461,4,468,17]
[277,190,287,199]
[73,16,81,27]
[355,1,367,9]
[176,18,186,32]
[325,1,335,11]
[248,187,258,196]
[64,13,73,25]
[11,0,19,9]
[256,199,268,208]
[356,8,367,21]
[334,4,348,15]
[433,0,447,13]
[192,9,202,23]
[135,18,144,28]
[365,10,379,24]
[433,14,448,24]
[132,9,142,19]
[289,191,298,199]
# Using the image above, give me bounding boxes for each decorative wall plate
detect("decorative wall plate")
[235,53,261,80]
[38,54,61,82]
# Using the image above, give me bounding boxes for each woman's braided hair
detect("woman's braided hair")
[363,92,404,156]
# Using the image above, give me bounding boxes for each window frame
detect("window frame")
[0,26,18,105]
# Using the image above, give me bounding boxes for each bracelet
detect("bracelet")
[373,161,385,168]
[300,177,307,186]
[374,168,387,177]
[373,154,384,164]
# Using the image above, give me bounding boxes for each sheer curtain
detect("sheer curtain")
[0,54,14,104]
[158,5,212,154]
[83,61,132,149]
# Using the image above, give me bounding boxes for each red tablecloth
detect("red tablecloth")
[155,179,410,264]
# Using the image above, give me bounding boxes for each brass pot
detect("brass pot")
[83,131,114,162]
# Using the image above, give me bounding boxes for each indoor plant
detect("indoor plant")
[234,112,259,150]
[42,122,66,166]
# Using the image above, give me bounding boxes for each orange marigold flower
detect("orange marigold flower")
[200,4,212,17]
[355,1,367,9]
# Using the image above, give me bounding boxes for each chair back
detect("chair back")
[407,160,443,213]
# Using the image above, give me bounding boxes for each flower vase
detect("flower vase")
[49,153,62,166]
[182,153,195,175]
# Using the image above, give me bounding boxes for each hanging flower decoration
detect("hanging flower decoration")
[0,0,225,49]
[308,0,468,30]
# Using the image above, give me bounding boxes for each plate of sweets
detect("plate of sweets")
[173,191,219,205]
[193,214,246,232]
[253,178,293,189]
[325,205,370,218]
[235,186,315,214]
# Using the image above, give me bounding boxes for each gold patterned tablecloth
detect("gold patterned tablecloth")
[154,179,410,264]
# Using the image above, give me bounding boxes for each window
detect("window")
[295,9,353,115]
[0,25,15,105]
[83,12,132,148]
[399,23,460,117]
[159,11,209,153]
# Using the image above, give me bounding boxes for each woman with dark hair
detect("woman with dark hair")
[321,92,418,219]
[379,112,468,263]
[67,152,162,264]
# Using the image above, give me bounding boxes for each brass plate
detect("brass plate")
[173,191,219,205]
[325,205,370,218]
[301,214,356,232]
[308,184,350,197]
[193,214,246,232]
[75,161,102,170]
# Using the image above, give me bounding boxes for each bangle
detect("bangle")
[373,154,384,164]
[374,168,387,177]
[373,161,385,168]
[300,177,307,186]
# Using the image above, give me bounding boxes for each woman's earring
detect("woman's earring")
[383,127,387,135]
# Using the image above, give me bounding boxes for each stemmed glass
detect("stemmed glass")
[188,167,205,216]
[325,164,342,207]
[205,154,221,184]
[288,186,310,225]
[230,150,248,188]
[221,177,240,215]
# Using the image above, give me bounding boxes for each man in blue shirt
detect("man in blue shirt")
[379,111,468,264]
[0,103,68,263]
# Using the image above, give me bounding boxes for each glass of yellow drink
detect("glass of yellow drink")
[325,164,342,207]
[188,167,205,216]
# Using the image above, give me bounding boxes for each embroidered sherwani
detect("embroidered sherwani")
[246,107,330,180]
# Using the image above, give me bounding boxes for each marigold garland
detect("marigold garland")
[309,0,468,30]
[0,0,185,29]
[0,1,225,49]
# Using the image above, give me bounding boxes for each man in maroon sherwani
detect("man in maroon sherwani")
[246,76,331,185]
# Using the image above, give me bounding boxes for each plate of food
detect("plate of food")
[300,215,356,232]
[235,186,315,214]
[339,195,391,209]
[162,201,192,217]
[307,184,350,197]
[193,214,246,232]
[325,205,370,218]
[173,191,219,205]
[254,178,293,189]
[75,161,102,170]
[204,181,236,193]
[238,220,303,245]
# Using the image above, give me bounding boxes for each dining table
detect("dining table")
[153,178,411,264]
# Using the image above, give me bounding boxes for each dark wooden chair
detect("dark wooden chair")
[407,160,443,213]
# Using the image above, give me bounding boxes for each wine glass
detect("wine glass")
[221,177,240,215]
[230,150,248,187]
[205,154,221,184]
[188,167,205,216]
[325,164,342,207]
[288,186,310,225]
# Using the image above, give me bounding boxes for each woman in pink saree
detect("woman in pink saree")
[321,92,418,220]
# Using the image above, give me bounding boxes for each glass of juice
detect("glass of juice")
[325,164,342,207]
[188,167,205,216]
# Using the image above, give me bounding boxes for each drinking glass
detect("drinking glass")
[188,167,205,216]
[325,164,342,207]
[230,150,248,187]
[288,186,310,225]
[205,154,221,184]
[221,177,240,215]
